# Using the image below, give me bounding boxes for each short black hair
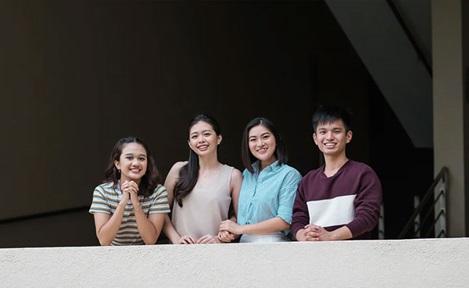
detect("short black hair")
[312,105,352,132]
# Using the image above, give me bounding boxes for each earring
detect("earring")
[117,168,121,174]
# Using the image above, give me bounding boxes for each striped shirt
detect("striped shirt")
[89,181,170,245]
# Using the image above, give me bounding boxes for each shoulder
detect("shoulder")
[92,182,115,200]
[222,164,243,183]
[169,161,188,172]
[94,182,113,192]
[302,166,323,179]
[280,164,302,177]
[150,184,168,197]
[347,161,378,176]
[230,167,243,182]
[241,168,252,178]
[166,161,188,179]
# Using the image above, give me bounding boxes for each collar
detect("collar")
[252,160,281,174]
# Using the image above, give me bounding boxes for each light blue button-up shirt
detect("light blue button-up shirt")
[237,160,302,235]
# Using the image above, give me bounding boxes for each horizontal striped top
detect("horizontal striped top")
[89,181,170,245]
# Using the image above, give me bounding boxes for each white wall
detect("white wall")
[432,0,467,236]
[1,238,468,288]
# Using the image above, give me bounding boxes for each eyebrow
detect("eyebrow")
[249,132,270,138]
[124,153,146,157]
[191,130,211,135]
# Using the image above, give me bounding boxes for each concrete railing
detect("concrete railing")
[1,238,468,287]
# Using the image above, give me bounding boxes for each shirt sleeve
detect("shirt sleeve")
[276,169,302,224]
[149,185,171,214]
[291,179,309,238]
[89,186,110,215]
[345,167,382,238]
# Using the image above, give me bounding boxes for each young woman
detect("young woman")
[163,114,242,244]
[219,117,302,243]
[89,136,170,246]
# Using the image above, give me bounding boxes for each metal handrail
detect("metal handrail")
[0,205,89,225]
[398,166,448,239]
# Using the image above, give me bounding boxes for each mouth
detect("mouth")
[256,147,268,154]
[130,167,142,174]
[324,143,336,148]
[197,144,209,151]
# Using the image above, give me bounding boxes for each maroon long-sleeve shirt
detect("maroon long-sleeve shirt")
[292,160,382,240]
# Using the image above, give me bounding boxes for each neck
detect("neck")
[323,154,348,176]
[259,158,276,172]
[120,177,141,186]
[198,156,221,171]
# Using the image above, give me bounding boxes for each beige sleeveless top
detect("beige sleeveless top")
[171,164,233,239]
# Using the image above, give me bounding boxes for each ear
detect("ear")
[312,133,318,145]
[217,134,222,145]
[346,130,353,143]
[114,160,120,170]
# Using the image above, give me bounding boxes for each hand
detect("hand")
[177,235,196,244]
[303,224,332,241]
[196,234,220,244]
[219,220,243,235]
[122,180,139,204]
[217,230,235,243]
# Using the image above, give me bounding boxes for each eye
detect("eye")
[139,157,146,161]
[126,156,133,160]
[191,135,198,139]
[204,132,211,137]
[249,138,256,142]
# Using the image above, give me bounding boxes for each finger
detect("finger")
[198,238,209,244]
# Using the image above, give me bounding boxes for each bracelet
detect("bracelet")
[134,203,143,212]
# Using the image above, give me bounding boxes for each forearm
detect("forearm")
[239,217,289,235]
[295,228,307,241]
[328,226,353,241]
[163,214,182,244]
[134,209,159,245]
[96,204,126,246]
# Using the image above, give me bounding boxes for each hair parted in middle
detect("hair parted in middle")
[104,136,162,197]
[241,117,288,174]
[173,113,222,207]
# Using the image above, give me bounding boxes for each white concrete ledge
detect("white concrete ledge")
[1,238,468,287]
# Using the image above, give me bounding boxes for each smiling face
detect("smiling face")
[188,120,221,156]
[313,119,352,158]
[248,124,277,168]
[114,142,148,184]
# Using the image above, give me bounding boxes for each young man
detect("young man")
[292,105,382,241]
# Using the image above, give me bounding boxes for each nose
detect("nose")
[256,139,264,147]
[131,158,139,166]
[326,131,334,140]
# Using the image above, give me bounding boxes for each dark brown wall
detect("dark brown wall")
[0,0,377,246]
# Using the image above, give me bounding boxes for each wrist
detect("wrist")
[133,202,143,212]
[296,229,305,241]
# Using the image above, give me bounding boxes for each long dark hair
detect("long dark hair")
[173,114,221,207]
[104,136,162,197]
[241,117,288,174]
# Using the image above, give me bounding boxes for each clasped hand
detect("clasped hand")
[120,180,140,205]
[301,224,331,241]
[218,220,240,242]
[178,234,221,244]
